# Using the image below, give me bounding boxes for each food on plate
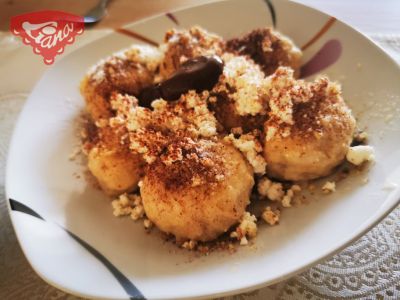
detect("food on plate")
[84,115,144,196]
[79,26,373,250]
[262,67,356,181]
[141,139,254,242]
[226,27,302,77]
[80,45,162,120]
[160,26,224,78]
[210,53,269,132]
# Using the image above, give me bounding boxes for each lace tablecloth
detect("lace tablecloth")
[0,32,399,300]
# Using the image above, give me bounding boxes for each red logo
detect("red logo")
[10,11,84,65]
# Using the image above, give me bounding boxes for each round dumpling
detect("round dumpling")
[80,45,162,120]
[264,76,355,181]
[210,54,268,133]
[159,26,224,79]
[140,139,254,242]
[227,27,302,77]
[86,125,143,196]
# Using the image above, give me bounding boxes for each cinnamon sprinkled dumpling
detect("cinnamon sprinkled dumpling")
[82,94,145,196]
[263,67,356,181]
[140,138,254,242]
[227,27,302,77]
[159,26,224,79]
[210,53,268,132]
[109,91,255,242]
[85,125,144,197]
[80,45,162,121]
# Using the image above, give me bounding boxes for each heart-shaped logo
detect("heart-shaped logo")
[10,10,84,65]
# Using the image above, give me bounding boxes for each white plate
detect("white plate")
[6,0,400,299]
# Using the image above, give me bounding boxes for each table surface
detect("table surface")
[294,0,400,34]
[0,0,399,34]
[0,1,399,300]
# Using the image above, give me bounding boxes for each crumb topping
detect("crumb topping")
[213,53,268,116]
[87,45,163,84]
[160,26,224,78]
[121,90,216,136]
[230,212,258,245]
[226,27,302,76]
[264,67,345,142]
[262,206,281,225]
[84,45,160,105]
[224,132,266,174]
[124,45,164,72]
[281,184,301,207]
[145,138,226,190]
[143,218,153,229]
[266,67,296,125]
[181,240,197,250]
[322,181,336,194]
[264,67,307,140]
[257,177,284,201]
[257,177,301,207]
[108,91,218,164]
[111,193,144,220]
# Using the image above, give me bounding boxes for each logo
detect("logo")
[10,11,84,65]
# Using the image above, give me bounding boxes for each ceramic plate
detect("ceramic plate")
[6,0,400,299]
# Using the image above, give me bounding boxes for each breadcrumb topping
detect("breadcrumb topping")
[257,177,301,207]
[143,218,153,229]
[181,240,197,250]
[125,45,164,72]
[108,91,218,164]
[264,67,308,140]
[258,177,284,201]
[145,138,226,190]
[262,206,281,225]
[231,212,258,245]
[160,26,224,78]
[213,54,268,116]
[226,27,302,76]
[224,133,267,174]
[111,193,145,220]
[282,184,301,207]
[87,44,163,84]
[263,67,344,142]
[322,181,336,194]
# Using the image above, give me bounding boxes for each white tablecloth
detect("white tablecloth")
[0,26,399,300]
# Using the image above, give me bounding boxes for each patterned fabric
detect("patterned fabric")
[0,34,399,300]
